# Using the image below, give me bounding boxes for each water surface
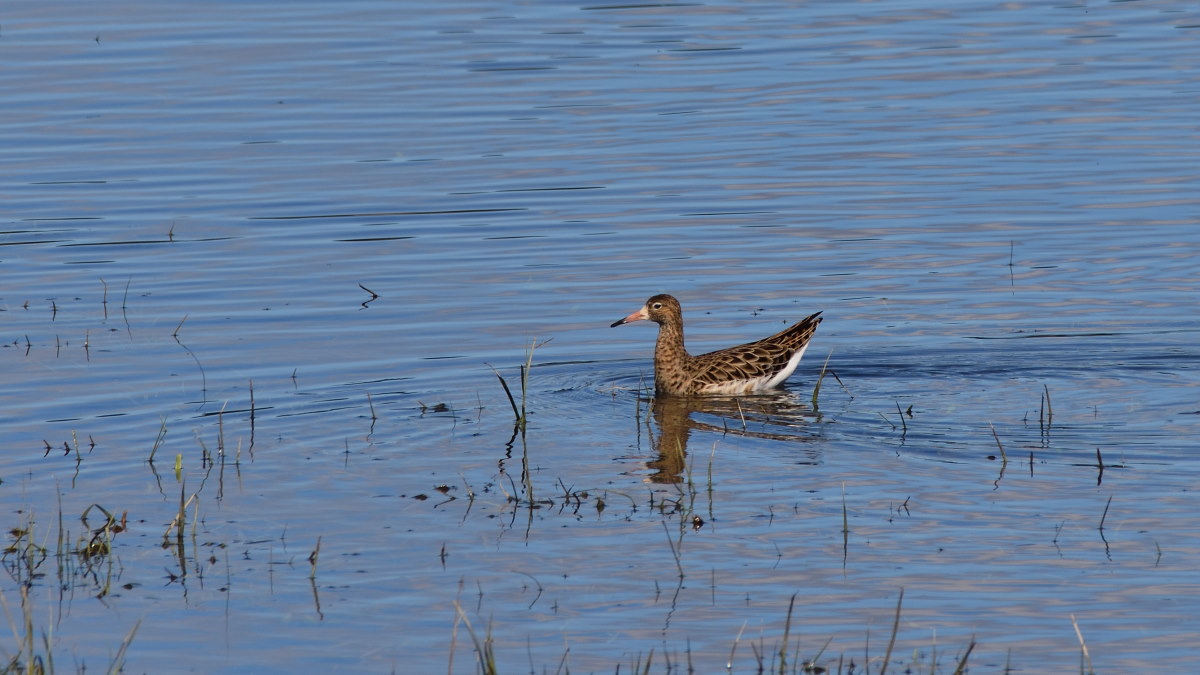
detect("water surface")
[2,1,1199,672]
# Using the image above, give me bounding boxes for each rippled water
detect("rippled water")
[2,1,1199,672]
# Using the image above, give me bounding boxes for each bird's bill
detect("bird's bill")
[610,306,649,327]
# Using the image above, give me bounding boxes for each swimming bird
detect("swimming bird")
[611,294,822,397]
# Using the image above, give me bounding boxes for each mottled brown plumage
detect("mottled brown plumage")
[611,294,822,397]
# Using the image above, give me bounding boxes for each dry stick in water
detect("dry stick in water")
[120,277,134,336]
[248,379,256,456]
[841,482,850,564]
[989,423,1008,463]
[358,283,379,308]
[1098,495,1113,531]
[1008,240,1016,293]
[830,368,852,399]
[989,423,1009,487]
[217,400,228,458]
[173,315,208,396]
[149,416,168,463]
[308,536,322,580]
[1039,383,1055,435]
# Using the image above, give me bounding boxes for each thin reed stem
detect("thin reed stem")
[879,587,903,675]
[777,593,797,675]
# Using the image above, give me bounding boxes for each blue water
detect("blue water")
[2,1,1199,672]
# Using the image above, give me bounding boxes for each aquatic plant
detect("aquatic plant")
[489,338,549,431]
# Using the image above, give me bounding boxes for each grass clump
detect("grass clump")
[488,338,549,431]
[0,508,140,674]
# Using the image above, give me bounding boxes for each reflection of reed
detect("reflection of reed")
[645,392,819,484]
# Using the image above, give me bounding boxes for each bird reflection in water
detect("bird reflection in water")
[642,391,820,484]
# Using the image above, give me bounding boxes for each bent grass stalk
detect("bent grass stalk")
[811,349,833,409]
[491,365,522,425]
[989,422,1007,463]
[489,337,549,429]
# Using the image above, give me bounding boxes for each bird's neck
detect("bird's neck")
[655,321,688,360]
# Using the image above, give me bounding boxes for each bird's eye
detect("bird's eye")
[652,303,662,309]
